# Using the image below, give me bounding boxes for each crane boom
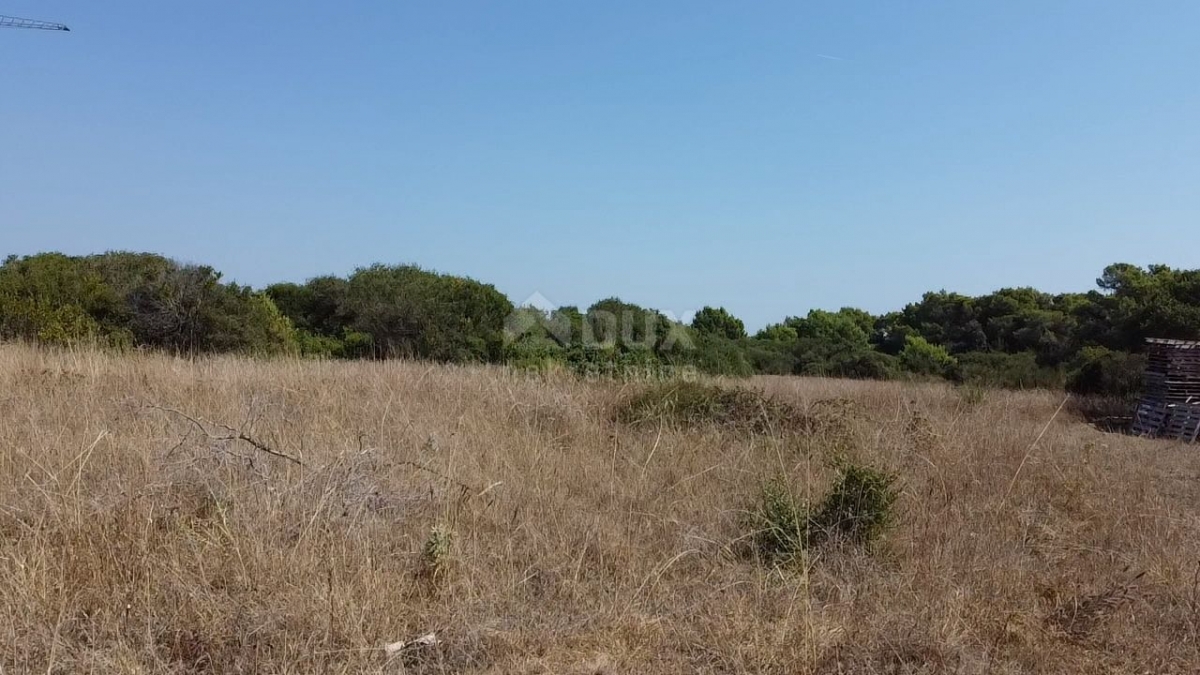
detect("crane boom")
[0,15,70,31]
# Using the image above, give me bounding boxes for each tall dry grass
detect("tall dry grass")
[0,344,1198,673]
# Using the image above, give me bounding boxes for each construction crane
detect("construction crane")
[0,14,70,32]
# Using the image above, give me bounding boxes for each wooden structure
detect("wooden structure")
[1132,338,1200,440]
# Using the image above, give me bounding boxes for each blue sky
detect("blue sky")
[3,1,1198,329]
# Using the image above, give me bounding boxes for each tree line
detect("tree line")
[0,252,1186,396]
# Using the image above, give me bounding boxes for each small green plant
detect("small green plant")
[747,463,900,564]
[807,464,900,547]
[418,525,454,581]
[749,476,807,563]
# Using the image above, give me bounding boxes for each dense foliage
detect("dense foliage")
[2,252,1193,395]
[0,253,296,354]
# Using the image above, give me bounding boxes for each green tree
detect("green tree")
[787,310,882,378]
[0,253,121,343]
[835,307,876,338]
[586,298,680,353]
[871,311,918,355]
[1065,346,1145,398]
[754,323,798,343]
[898,335,957,377]
[343,264,512,361]
[0,252,297,354]
[745,339,798,375]
[675,332,754,377]
[897,291,987,354]
[1093,263,1200,347]
[266,275,349,337]
[691,306,747,340]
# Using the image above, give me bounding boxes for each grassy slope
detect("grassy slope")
[0,345,1197,673]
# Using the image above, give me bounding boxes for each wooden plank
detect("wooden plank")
[1134,338,1200,440]
[1132,400,1171,436]
[1167,407,1200,440]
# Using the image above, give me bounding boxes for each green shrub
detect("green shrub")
[241,292,300,355]
[504,333,564,369]
[33,303,101,345]
[833,351,899,380]
[295,330,346,358]
[791,310,891,379]
[342,264,512,362]
[793,347,888,379]
[418,525,454,582]
[898,335,957,377]
[745,339,798,375]
[807,464,900,547]
[340,330,374,359]
[504,331,565,368]
[755,323,799,343]
[561,345,613,377]
[954,351,1063,389]
[691,306,747,340]
[747,462,899,565]
[674,334,754,377]
[1065,347,1145,398]
[749,476,807,563]
[0,254,120,344]
[556,344,671,380]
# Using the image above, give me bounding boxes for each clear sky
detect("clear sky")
[3,1,1198,329]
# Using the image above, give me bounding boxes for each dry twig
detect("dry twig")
[149,404,305,466]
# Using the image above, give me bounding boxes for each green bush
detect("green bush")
[674,334,754,377]
[749,476,807,563]
[954,351,1064,389]
[0,296,102,345]
[1065,347,1145,398]
[296,330,347,358]
[834,351,899,380]
[0,253,302,355]
[691,306,747,340]
[898,335,957,377]
[745,339,798,375]
[265,276,349,338]
[418,525,454,582]
[807,464,900,547]
[585,298,678,353]
[747,463,899,564]
[562,344,662,379]
[0,253,121,343]
[794,348,898,380]
[342,264,512,362]
[340,330,374,359]
[755,323,798,343]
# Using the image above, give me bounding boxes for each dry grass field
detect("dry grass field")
[1,344,1199,673]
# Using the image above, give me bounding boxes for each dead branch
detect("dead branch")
[150,405,305,467]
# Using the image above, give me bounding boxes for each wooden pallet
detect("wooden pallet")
[1165,405,1200,441]
[1132,339,1200,442]
[1132,400,1170,436]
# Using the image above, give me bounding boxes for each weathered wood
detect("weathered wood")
[1133,338,1200,441]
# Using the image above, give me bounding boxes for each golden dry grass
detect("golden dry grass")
[1,344,1199,673]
